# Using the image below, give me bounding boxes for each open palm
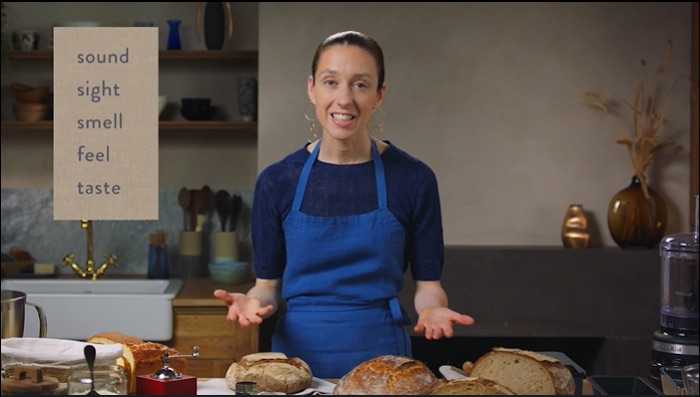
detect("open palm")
[414,307,474,340]
[213,289,275,327]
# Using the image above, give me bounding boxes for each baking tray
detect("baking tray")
[588,376,661,395]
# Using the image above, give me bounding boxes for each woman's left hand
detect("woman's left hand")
[414,307,475,340]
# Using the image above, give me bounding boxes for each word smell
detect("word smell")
[77,113,123,130]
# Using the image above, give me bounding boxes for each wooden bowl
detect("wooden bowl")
[11,83,50,104]
[14,102,48,122]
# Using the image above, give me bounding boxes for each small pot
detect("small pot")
[11,83,50,104]
[14,102,49,122]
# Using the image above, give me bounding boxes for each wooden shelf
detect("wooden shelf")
[0,120,54,131]
[159,50,257,62]
[8,50,258,63]
[1,120,257,134]
[159,121,257,132]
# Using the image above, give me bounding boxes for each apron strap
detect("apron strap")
[292,141,321,212]
[388,296,411,326]
[371,142,388,210]
[292,139,389,212]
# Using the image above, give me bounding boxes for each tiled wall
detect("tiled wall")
[1,188,253,275]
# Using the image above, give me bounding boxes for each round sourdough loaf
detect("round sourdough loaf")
[468,348,575,395]
[333,355,438,395]
[430,377,515,395]
[225,352,312,394]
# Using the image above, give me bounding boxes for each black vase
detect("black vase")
[204,2,226,50]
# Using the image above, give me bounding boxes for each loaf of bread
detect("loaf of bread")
[333,355,438,395]
[468,348,575,395]
[88,331,143,346]
[87,332,187,394]
[430,377,515,395]
[225,352,313,394]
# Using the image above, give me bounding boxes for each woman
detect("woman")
[214,31,474,378]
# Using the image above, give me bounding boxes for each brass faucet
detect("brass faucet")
[63,220,118,280]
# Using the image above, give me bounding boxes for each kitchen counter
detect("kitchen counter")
[173,278,254,307]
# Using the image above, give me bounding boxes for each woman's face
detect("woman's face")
[308,44,385,142]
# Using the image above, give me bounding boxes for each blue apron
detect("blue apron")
[272,140,412,378]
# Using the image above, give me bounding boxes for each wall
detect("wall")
[1,2,259,189]
[258,3,693,246]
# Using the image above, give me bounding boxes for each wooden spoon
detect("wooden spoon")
[215,190,231,232]
[178,187,191,231]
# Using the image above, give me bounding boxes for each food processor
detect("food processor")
[650,195,699,384]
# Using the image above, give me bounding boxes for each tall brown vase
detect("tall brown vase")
[607,176,667,248]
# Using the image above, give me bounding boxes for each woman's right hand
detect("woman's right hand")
[213,289,275,327]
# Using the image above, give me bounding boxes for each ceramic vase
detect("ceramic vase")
[608,176,667,249]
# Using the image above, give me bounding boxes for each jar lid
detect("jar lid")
[661,232,699,254]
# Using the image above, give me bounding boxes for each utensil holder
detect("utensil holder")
[179,232,202,256]
[175,232,203,278]
[213,231,239,261]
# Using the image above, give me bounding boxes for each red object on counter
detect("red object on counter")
[136,374,197,396]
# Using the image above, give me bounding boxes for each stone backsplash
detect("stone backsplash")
[1,188,253,275]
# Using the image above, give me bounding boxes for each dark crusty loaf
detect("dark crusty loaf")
[225,352,312,394]
[430,377,515,395]
[333,355,438,395]
[468,348,575,395]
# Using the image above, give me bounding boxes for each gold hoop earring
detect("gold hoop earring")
[304,104,319,143]
[370,107,385,140]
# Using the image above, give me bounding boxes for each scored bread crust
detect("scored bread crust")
[88,332,144,345]
[225,352,312,394]
[430,377,515,395]
[469,348,574,395]
[333,355,438,395]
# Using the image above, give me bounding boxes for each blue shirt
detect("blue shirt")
[252,141,444,281]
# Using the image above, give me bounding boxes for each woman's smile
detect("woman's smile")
[329,111,358,128]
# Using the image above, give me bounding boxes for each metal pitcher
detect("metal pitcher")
[1,290,47,338]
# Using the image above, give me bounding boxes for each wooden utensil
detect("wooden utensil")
[215,190,231,232]
[178,187,191,231]
[190,189,203,232]
[198,185,214,232]
[229,194,242,232]
[201,185,214,215]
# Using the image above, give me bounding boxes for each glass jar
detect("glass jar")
[67,365,127,395]
[659,196,699,334]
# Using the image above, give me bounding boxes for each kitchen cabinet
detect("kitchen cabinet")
[169,278,258,378]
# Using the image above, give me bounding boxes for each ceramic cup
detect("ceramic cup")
[238,77,257,122]
[13,30,39,52]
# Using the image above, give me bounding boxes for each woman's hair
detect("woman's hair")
[311,31,385,91]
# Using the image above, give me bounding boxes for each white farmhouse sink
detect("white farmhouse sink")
[0,279,183,341]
